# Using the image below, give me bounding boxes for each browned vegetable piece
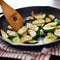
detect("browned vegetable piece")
[49,14,55,20]
[31,11,46,19]
[45,17,51,23]
[21,35,32,43]
[26,16,34,20]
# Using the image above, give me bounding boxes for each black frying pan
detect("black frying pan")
[0,6,60,51]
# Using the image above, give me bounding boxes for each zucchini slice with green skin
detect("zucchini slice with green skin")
[44,33,57,44]
[28,30,39,40]
[26,23,34,28]
[1,30,9,41]
[54,29,60,37]
[8,35,17,40]
[32,20,45,26]
[21,35,32,43]
[54,18,60,25]
[24,20,34,25]
[48,14,55,20]
[26,23,39,31]
[26,16,34,20]
[43,22,56,32]
[40,29,45,37]
[12,37,22,44]
[18,33,22,38]
[7,30,18,36]
[34,13,46,19]
[45,17,51,23]
[7,25,13,30]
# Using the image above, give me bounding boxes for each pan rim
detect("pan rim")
[0,6,60,47]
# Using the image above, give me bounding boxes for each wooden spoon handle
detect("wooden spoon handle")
[0,0,23,31]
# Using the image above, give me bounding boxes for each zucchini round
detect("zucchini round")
[54,29,60,37]
[43,22,56,32]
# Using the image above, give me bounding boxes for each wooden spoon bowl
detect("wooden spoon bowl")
[0,0,23,31]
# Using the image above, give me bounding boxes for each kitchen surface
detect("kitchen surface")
[0,0,60,60]
[0,0,60,12]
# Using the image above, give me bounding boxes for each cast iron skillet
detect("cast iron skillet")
[0,6,60,51]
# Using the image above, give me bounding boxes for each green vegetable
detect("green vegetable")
[54,18,60,25]
[34,13,46,19]
[45,17,51,23]
[28,30,39,40]
[32,34,39,40]
[54,29,60,37]
[40,29,45,36]
[44,33,57,44]
[48,14,55,20]
[36,28,40,34]
[21,35,32,43]
[7,25,13,30]
[18,26,28,35]
[1,30,9,41]
[18,33,22,38]
[7,30,18,36]
[32,20,45,26]
[43,22,56,32]
[8,36,17,40]
[1,12,59,45]
[12,37,21,44]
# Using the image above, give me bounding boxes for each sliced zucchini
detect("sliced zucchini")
[54,29,60,37]
[28,30,36,37]
[40,29,45,37]
[8,35,17,40]
[26,23,39,31]
[24,20,34,25]
[12,37,22,44]
[43,22,56,32]
[18,33,22,38]
[30,25,39,31]
[34,13,46,19]
[18,26,28,35]
[36,27,40,34]
[44,33,57,44]
[32,20,45,26]
[49,14,55,20]
[54,18,60,25]
[21,35,32,43]
[7,25,13,30]
[7,30,18,36]
[26,16,34,20]
[26,23,33,28]
[28,30,38,40]
[45,17,51,23]
[1,30,9,40]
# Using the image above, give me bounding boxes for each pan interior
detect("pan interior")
[0,6,60,46]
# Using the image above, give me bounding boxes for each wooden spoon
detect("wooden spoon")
[0,0,23,31]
